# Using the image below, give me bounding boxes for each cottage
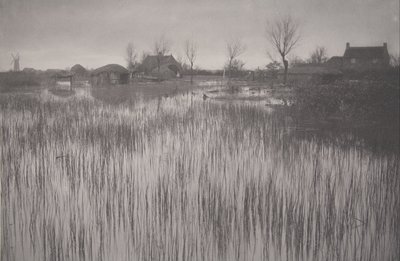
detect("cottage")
[91,64,129,86]
[139,55,182,79]
[327,43,390,72]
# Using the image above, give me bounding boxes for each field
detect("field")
[1,81,399,260]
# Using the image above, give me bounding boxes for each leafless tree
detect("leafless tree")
[289,55,306,67]
[154,35,171,73]
[126,42,137,72]
[266,15,301,83]
[226,38,246,80]
[390,54,400,67]
[184,40,198,84]
[310,46,328,64]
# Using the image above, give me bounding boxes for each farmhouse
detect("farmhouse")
[327,43,390,72]
[139,55,182,79]
[91,64,129,86]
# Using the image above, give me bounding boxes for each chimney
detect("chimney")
[383,42,387,49]
[346,42,350,49]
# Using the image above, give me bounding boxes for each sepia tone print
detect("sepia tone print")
[0,0,399,260]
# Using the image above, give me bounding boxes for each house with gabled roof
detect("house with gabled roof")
[327,42,390,72]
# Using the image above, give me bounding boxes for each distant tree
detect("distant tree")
[224,59,245,76]
[140,51,150,63]
[390,53,400,68]
[266,61,281,77]
[153,35,171,73]
[289,55,306,67]
[310,46,328,64]
[266,15,301,84]
[184,39,198,84]
[226,38,246,80]
[126,42,137,72]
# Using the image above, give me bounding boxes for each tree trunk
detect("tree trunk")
[190,63,193,84]
[283,58,288,84]
[228,60,232,83]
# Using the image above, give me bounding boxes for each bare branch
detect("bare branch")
[184,39,198,83]
[310,46,328,64]
[226,38,246,62]
[266,14,302,83]
[125,42,137,71]
[154,35,170,56]
[184,40,197,67]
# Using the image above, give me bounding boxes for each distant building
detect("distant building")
[91,64,129,86]
[22,68,36,73]
[325,56,343,68]
[70,64,88,79]
[139,55,182,79]
[327,43,390,72]
[279,65,343,84]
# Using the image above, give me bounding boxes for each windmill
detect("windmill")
[11,53,20,72]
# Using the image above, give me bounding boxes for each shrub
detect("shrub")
[291,80,400,123]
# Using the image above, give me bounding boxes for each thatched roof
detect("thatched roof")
[71,64,87,75]
[92,64,128,75]
[344,46,388,59]
[139,55,182,73]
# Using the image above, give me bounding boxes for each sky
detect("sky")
[0,0,399,71]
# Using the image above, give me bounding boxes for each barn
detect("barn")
[91,64,129,86]
[139,55,182,79]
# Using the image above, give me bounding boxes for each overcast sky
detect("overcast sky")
[0,0,399,71]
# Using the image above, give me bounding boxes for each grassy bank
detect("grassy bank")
[1,90,399,260]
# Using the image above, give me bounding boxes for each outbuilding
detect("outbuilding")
[91,64,129,86]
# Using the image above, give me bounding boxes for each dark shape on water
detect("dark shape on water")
[56,154,69,160]
[49,89,75,98]
[203,94,209,100]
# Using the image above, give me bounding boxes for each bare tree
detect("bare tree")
[226,38,246,80]
[310,46,328,64]
[125,42,137,72]
[266,15,301,83]
[153,35,171,73]
[390,53,400,68]
[289,55,306,67]
[184,40,198,84]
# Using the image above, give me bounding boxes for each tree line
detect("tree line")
[125,14,399,84]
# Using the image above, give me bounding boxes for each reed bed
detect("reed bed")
[1,89,399,260]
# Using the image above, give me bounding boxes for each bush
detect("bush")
[0,72,41,89]
[291,80,400,123]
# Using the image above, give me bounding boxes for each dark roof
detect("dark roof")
[139,55,182,72]
[92,64,128,75]
[70,64,87,74]
[327,56,343,62]
[343,46,388,59]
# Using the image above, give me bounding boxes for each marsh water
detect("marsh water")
[1,85,399,260]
